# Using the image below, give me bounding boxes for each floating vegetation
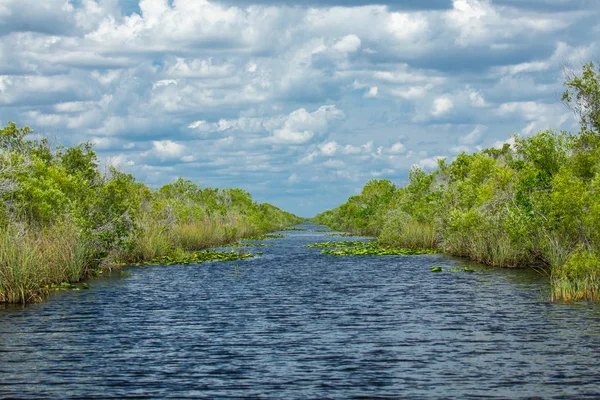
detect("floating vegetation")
[222,242,273,248]
[306,241,371,248]
[322,242,436,256]
[282,227,307,231]
[312,229,331,232]
[245,233,287,240]
[142,250,255,266]
[46,282,90,291]
[325,233,358,237]
[431,266,475,273]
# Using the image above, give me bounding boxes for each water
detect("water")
[2,224,600,399]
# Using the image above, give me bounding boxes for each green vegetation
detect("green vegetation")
[430,266,475,273]
[306,241,370,248]
[321,242,436,256]
[141,250,256,266]
[314,62,600,302]
[282,227,307,231]
[221,243,273,248]
[245,233,287,240]
[0,123,301,303]
[325,233,360,237]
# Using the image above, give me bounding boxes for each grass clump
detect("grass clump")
[552,249,600,302]
[379,211,438,249]
[0,221,90,304]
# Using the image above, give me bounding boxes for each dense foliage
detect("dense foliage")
[0,125,301,303]
[314,62,600,302]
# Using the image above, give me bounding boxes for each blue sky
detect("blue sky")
[0,0,598,216]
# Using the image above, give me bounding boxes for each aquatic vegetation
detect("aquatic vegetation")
[221,242,273,248]
[245,234,286,240]
[325,233,359,237]
[144,250,255,266]
[306,241,370,248]
[322,243,436,256]
[312,229,331,232]
[431,266,475,273]
[282,227,307,231]
[46,282,90,291]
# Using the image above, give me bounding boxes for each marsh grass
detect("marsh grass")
[0,212,292,303]
[0,221,90,303]
[551,249,600,302]
[379,214,438,249]
[443,228,527,268]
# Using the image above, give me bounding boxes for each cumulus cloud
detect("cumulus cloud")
[431,95,454,117]
[0,0,596,215]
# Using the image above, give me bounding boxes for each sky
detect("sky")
[0,0,598,217]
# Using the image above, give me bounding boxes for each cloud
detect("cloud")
[0,0,597,215]
[460,125,486,145]
[364,86,378,98]
[389,142,407,154]
[431,95,454,117]
[270,105,345,144]
[334,34,362,53]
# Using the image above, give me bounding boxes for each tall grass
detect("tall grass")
[0,221,89,303]
[443,229,527,267]
[551,248,600,302]
[379,212,438,249]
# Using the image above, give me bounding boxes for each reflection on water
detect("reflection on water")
[1,224,600,399]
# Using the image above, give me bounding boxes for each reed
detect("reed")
[379,211,438,249]
[0,221,90,303]
[551,249,600,302]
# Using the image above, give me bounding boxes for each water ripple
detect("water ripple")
[1,224,600,399]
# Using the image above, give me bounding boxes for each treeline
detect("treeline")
[314,62,600,303]
[0,123,302,303]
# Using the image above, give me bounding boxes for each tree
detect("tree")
[562,62,600,133]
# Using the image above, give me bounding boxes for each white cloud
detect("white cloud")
[431,95,454,117]
[270,105,345,145]
[460,125,486,145]
[334,34,361,53]
[418,156,445,170]
[319,141,339,156]
[389,142,406,154]
[364,86,378,98]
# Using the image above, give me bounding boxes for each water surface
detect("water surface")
[1,224,600,398]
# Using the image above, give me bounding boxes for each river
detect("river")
[1,224,600,398]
